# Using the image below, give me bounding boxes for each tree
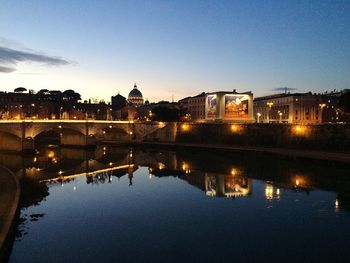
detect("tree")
[63,90,81,102]
[338,91,350,113]
[151,106,180,121]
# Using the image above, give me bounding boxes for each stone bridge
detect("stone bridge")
[0,120,177,152]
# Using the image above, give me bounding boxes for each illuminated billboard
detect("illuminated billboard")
[224,95,249,118]
[206,95,217,119]
[224,176,250,197]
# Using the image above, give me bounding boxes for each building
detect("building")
[205,90,254,122]
[178,92,206,121]
[178,90,255,122]
[0,87,115,120]
[127,84,144,107]
[111,93,127,110]
[253,92,343,124]
[0,89,56,119]
[321,90,349,123]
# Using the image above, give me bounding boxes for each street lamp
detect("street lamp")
[19,104,23,120]
[31,103,35,119]
[319,103,326,123]
[266,102,274,123]
[279,112,283,123]
[60,107,63,119]
[108,108,112,121]
[257,112,261,123]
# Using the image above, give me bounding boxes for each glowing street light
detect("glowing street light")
[181,123,190,131]
[230,124,240,133]
[319,103,326,122]
[266,102,274,123]
[257,112,261,123]
[279,112,283,123]
[319,103,326,110]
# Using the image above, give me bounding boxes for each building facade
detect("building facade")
[178,92,206,121]
[253,92,343,124]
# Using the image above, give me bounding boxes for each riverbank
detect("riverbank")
[128,141,350,164]
[0,166,20,259]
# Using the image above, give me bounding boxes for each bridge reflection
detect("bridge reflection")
[0,145,349,203]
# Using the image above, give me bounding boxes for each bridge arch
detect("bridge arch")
[0,125,22,138]
[29,123,86,138]
[87,123,131,136]
[0,131,23,152]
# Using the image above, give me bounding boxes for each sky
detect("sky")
[0,0,349,102]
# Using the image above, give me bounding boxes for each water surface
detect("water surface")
[2,146,350,263]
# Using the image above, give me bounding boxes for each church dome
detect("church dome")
[128,84,143,98]
[128,84,144,107]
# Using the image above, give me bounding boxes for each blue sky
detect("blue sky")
[0,0,349,102]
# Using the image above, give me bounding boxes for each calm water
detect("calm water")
[2,146,350,263]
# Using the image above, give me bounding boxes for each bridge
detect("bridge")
[0,120,177,152]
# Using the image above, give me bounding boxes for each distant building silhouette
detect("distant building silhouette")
[111,93,127,110]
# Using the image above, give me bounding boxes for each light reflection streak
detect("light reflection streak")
[40,164,134,183]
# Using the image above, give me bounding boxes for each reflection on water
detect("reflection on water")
[1,145,350,262]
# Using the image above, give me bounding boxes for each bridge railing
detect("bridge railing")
[0,120,134,124]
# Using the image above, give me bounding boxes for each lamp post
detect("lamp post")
[257,112,261,123]
[279,112,283,123]
[319,103,326,123]
[31,103,35,119]
[266,102,274,123]
[60,107,63,119]
[108,108,112,121]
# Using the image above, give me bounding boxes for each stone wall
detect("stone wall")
[176,123,350,151]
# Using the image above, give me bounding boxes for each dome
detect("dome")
[128,84,143,98]
[127,83,144,107]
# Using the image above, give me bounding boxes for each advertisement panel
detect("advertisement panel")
[224,176,248,194]
[206,95,217,119]
[224,95,249,118]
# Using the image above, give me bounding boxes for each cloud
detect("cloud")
[0,65,15,73]
[0,46,71,73]
[17,72,44,75]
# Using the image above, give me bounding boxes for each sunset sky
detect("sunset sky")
[0,0,349,102]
